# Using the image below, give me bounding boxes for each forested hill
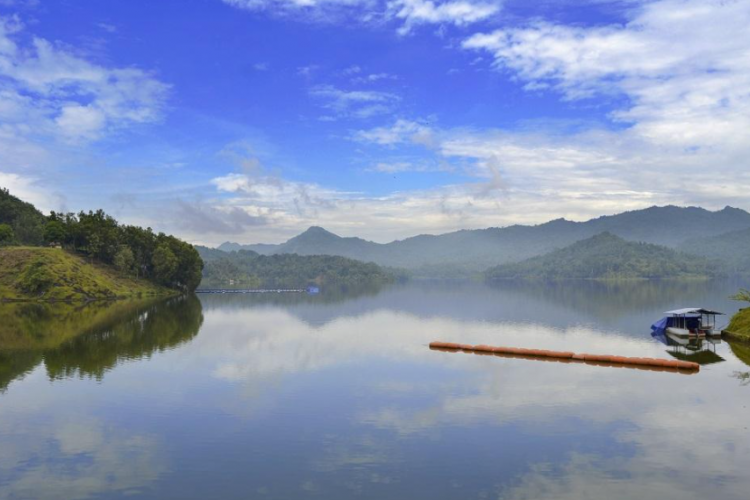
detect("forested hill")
[217,206,750,274]
[679,227,750,275]
[196,247,400,288]
[485,233,718,281]
[0,188,203,296]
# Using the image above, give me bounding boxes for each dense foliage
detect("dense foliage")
[198,247,399,288]
[485,232,718,281]
[0,189,202,292]
[0,188,46,246]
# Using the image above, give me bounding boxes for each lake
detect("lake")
[1,280,749,500]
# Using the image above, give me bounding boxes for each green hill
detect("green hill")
[197,247,401,288]
[0,247,172,301]
[485,233,718,281]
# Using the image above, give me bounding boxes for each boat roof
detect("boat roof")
[664,308,724,316]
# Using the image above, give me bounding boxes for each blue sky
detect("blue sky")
[0,0,748,244]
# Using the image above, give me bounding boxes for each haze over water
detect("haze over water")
[1,281,749,500]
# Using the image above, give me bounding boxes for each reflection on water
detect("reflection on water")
[0,296,203,391]
[0,281,749,500]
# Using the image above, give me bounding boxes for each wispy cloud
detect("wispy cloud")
[353,118,435,145]
[221,0,500,33]
[387,0,502,35]
[309,84,400,119]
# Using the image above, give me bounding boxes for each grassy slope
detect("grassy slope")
[727,308,750,341]
[0,247,172,301]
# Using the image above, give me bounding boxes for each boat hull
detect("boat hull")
[666,327,706,338]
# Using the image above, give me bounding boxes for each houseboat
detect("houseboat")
[651,308,724,338]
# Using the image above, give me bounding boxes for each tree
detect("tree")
[44,220,67,246]
[12,212,44,246]
[152,244,178,285]
[731,289,750,303]
[113,246,136,275]
[0,223,14,246]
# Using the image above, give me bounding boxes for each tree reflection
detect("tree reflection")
[0,295,203,391]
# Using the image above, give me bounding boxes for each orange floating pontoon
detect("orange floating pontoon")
[428,341,700,374]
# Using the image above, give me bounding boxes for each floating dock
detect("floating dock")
[429,341,700,374]
[196,288,306,294]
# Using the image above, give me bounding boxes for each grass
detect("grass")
[0,247,174,302]
[726,308,750,342]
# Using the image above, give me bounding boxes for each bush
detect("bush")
[15,258,55,295]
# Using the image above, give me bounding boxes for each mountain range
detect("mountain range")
[216,205,750,276]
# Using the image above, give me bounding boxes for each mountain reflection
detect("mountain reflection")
[0,295,203,391]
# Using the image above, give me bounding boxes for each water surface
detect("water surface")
[1,281,749,500]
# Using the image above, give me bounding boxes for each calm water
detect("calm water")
[1,281,749,500]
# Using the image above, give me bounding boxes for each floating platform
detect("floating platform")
[196,288,305,294]
[428,341,700,374]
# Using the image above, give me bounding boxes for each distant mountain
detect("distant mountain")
[485,233,718,280]
[679,227,750,275]
[214,205,750,275]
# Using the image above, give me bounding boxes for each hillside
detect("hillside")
[485,233,717,281]
[197,247,400,288]
[679,227,750,275]
[0,247,173,301]
[217,205,750,275]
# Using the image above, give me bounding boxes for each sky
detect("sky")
[0,0,748,245]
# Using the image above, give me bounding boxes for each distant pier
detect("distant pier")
[196,288,306,294]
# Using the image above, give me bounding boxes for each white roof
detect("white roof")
[665,308,723,315]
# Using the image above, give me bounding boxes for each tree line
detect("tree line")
[198,247,400,288]
[1,188,202,291]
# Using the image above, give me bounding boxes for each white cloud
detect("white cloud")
[55,104,106,141]
[0,15,169,144]
[463,0,750,150]
[387,0,502,35]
